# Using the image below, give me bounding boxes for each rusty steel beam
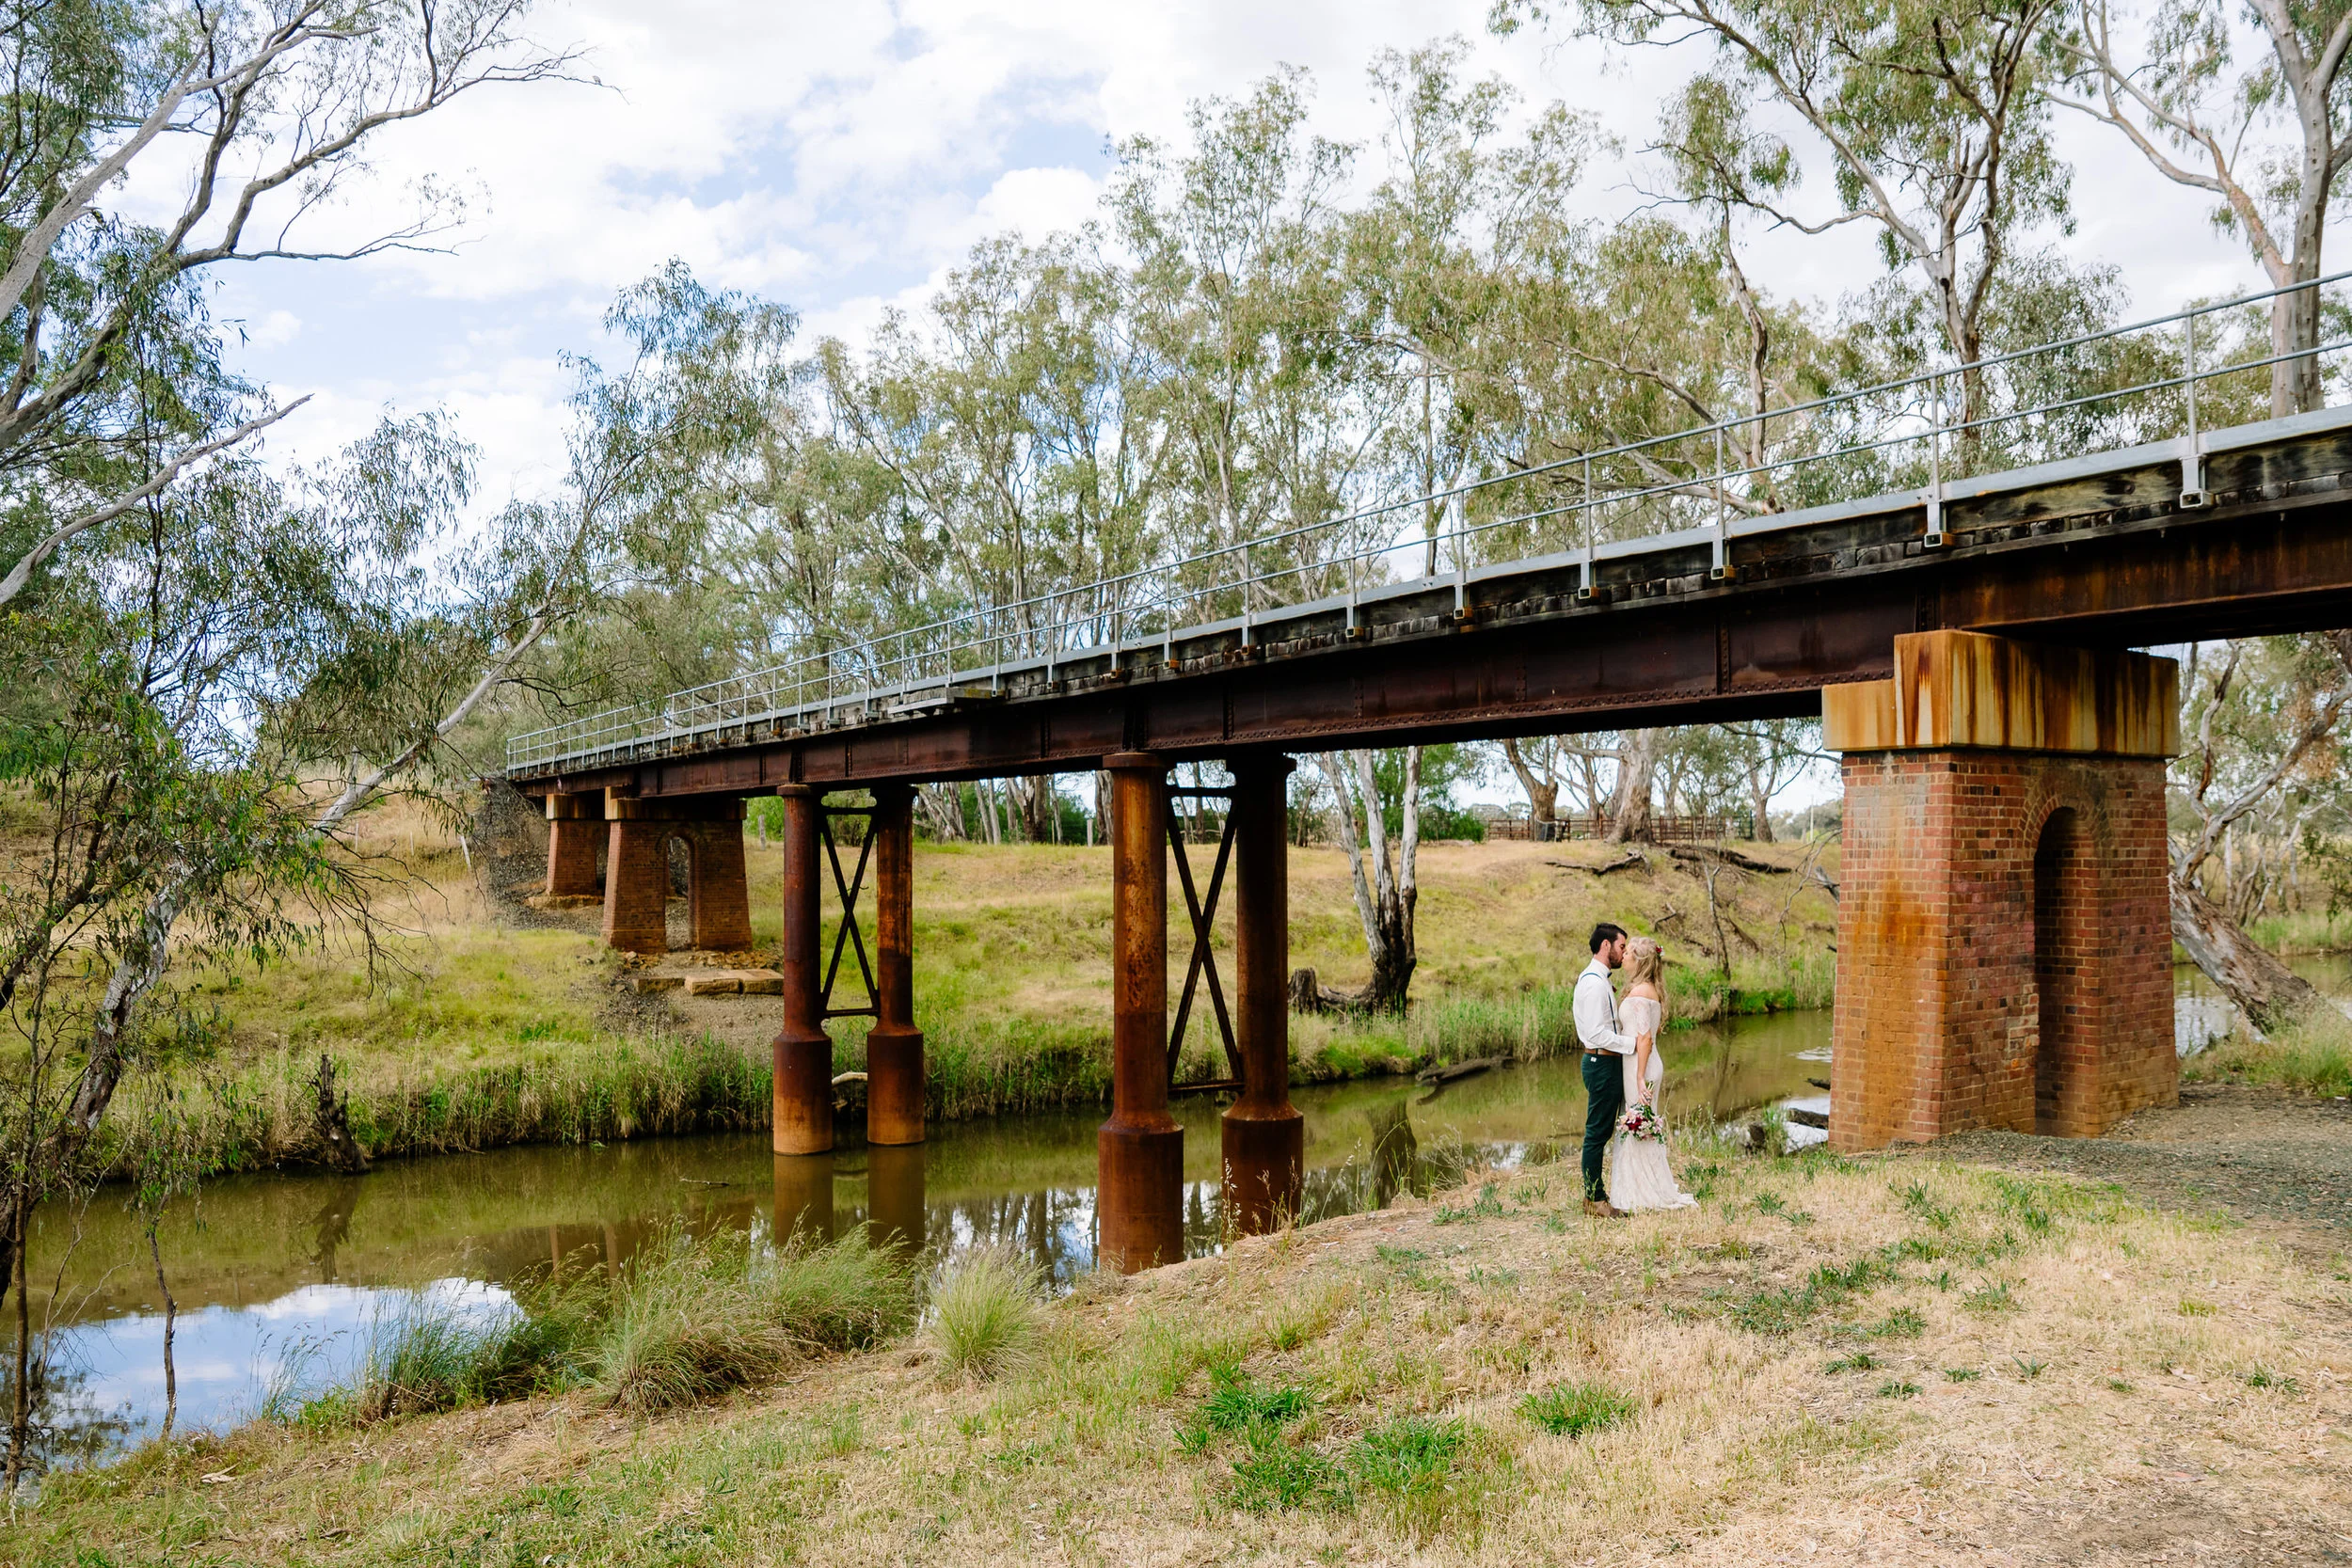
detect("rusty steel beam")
[511,464,2352,801]
[1098,752,1184,1274]
[772,784,834,1157]
[865,784,925,1148]
[1221,752,1302,1238]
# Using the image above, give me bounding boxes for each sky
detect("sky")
[183,0,2296,507]
[143,0,2330,809]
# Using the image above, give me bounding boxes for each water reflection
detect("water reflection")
[7,1003,1837,1471]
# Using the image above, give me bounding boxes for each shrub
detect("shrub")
[926,1247,1044,1381]
[598,1226,915,1413]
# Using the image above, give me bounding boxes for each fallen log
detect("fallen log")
[1415,1054,1510,1086]
[1665,844,1789,875]
[1786,1106,1830,1130]
[1549,849,1648,877]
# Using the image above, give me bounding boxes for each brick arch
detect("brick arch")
[2031,805,2094,1135]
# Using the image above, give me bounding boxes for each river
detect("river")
[8,957,2334,1470]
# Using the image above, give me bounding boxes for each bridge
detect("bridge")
[505,276,2352,1269]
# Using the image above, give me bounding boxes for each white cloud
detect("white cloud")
[110,0,2315,506]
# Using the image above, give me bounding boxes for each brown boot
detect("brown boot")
[1583,1198,1629,1219]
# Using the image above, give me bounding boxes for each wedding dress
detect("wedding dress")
[1609,994,1696,1212]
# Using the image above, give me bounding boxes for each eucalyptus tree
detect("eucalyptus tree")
[818,233,1165,838]
[1345,37,1592,572]
[2056,0,2352,415]
[2168,632,2352,1029]
[0,5,587,1390]
[1504,0,2074,438]
[1109,70,1364,604]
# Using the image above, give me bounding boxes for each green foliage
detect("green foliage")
[1729,1253,1887,1336]
[1518,1383,1634,1436]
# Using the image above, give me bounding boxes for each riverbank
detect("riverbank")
[21,1113,2348,1565]
[120,823,1838,1177]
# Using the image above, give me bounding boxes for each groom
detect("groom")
[1574,922,1634,1219]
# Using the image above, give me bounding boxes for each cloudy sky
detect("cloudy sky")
[189,0,2295,513]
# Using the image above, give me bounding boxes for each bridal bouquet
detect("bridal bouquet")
[1620,1101,1664,1143]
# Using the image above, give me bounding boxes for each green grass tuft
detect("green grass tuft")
[925,1247,1044,1382]
[1518,1382,1634,1437]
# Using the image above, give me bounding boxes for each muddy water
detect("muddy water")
[14,951,2309,1470]
[8,1006,1831,1468]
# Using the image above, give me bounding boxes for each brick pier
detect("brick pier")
[1824,631,2179,1148]
[597,791,753,955]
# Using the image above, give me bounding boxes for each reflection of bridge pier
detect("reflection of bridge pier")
[865,1142,926,1252]
[773,1151,836,1244]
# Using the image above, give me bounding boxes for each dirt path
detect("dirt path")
[1894,1084,2352,1250]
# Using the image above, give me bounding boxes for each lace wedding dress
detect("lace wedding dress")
[1609,994,1696,1212]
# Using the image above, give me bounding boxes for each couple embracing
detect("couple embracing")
[1574,923,1697,1219]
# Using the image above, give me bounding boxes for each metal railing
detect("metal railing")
[508,272,2352,772]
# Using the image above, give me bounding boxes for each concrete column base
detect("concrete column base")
[600,820,671,954]
[545,797,603,897]
[1097,1123,1184,1274]
[1221,1109,1303,1237]
[864,1025,926,1146]
[690,821,753,950]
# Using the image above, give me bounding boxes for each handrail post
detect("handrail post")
[1578,453,1596,603]
[1923,372,1947,548]
[1453,501,1470,619]
[2180,309,2209,508]
[1240,542,1254,647]
[1709,423,1733,581]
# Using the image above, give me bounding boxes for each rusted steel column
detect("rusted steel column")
[1098,752,1183,1273]
[772,1151,835,1244]
[543,792,603,897]
[772,785,834,1155]
[1223,752,1303,1236]
[865,1141,926,1252]
[865,784,926,1146]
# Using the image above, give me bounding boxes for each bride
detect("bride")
[1610,937,1696,1212]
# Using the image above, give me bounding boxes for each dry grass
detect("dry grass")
[105,830,1836,1172]
[24,1148,2348,1566]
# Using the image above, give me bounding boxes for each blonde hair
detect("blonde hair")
[1624,937,1667,1013]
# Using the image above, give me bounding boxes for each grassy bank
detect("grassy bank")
[2182,1013,2352,1099]
[20,1146,2347,1564]
[119,827,1836,1174]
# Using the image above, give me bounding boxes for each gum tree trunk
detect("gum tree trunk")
[2169,873,2323,1035]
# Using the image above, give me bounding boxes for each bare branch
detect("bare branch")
[0,398,310,608]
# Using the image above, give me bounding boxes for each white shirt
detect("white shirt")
[1573,958,1634,1054]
